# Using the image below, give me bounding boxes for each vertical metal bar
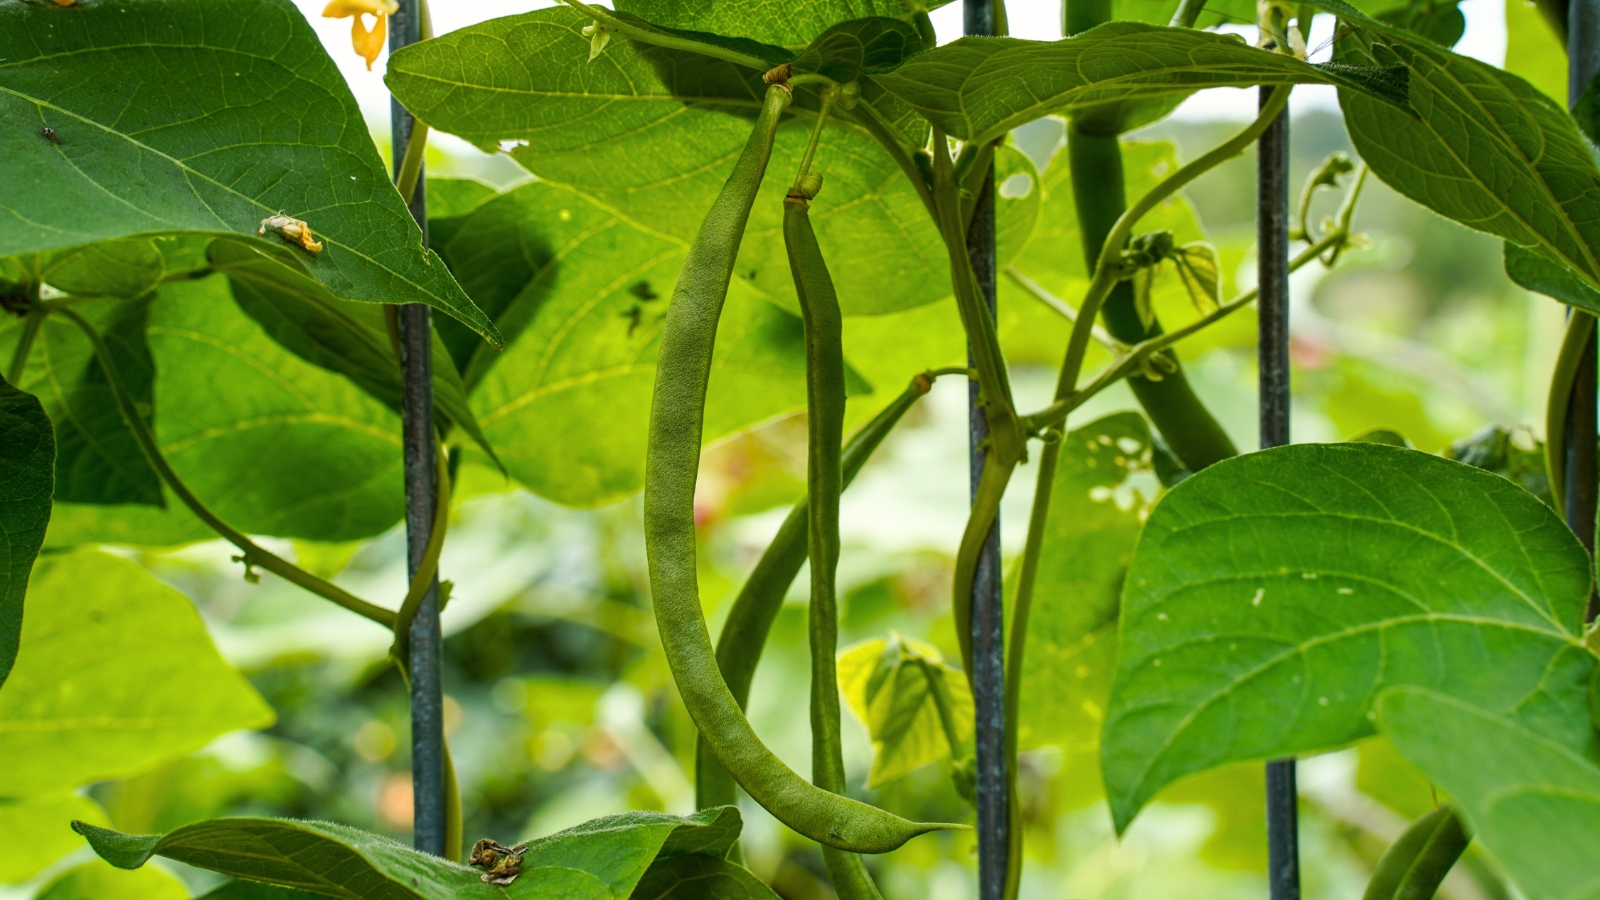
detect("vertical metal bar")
[964,4,1006,899]
[1257,86,1300,900]
[388,0,445,857]
[1567,0,1600,624]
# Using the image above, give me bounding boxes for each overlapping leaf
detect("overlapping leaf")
[0,376,51,688]
[871,22,1408,145]
[838,634,974,787]
[0,0,496,344]
[1018,413,1155,753]
[1379,688,1600,900]
[389,7,946,316]
[442,181,834,507]
[76,807,746,900]
[1336,12,1600,297]
[613,0,940,49]
[0,549,274,798]
[1101,443,1594,831]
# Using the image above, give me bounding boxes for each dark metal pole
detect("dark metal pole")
[1257,86,1300,900]
[1567,0,1600,624]
[964,3,1007,899]
[389,0,445,857]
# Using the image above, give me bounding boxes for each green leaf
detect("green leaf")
[995,144,1043,270]
[612,0,942,49]
[631,853,782,900]
[0,548,274,798]
[839,634,975,787]
[0,0,497,345]
[451,181,819,507]
[0,793,107,883]
[871,22,1408,145]
[76,807,746,900]
[0,375,52,688]
[789,17,923,82]
[199,883,329,900]
[38,296,164,507]
[1337,27,1600,297]
[38,860,189,900]
[1504,241,1600,314]
[1100,443,1595,832]
[1019,412,1155,754]
[208,240,501,469]
[426,179,501,221]
[391,7,944,316]
[1378,687,1600,900]
[25,239,167,300]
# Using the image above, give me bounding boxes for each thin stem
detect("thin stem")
[849,103,938,220]
[395,120,429,207]
[1059,86,1290,407]
[557,0,771,69]
[1024,224,1348,432]
[1003,266,1119,350]
[1547,312,1595,521]
[7,304,45,385]
[792,93,835,192]
[1169,0,1210,27]
[391,443,453,665]
[53,306,396,627]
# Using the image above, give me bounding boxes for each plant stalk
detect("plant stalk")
[53,306,396,627]
[6,302,45,385]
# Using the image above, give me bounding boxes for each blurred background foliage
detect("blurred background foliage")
[0,1,1568,898]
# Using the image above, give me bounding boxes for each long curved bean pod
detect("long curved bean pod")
[787,186,885,899]
[644,81,958,854]
[695,369,945,809]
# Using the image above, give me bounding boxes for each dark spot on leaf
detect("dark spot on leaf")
[627,280,659,301]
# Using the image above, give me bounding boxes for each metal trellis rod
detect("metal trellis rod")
[1567,0,1600,625]
[389,0,447,857]
[1257,85,1300,900]
[964,2,1008,899]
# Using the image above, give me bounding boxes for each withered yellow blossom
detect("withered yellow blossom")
[259,215,324,254]
[322,0,399,71]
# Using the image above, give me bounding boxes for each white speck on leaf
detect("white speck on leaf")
[1337,587,1353,595]
[1251,588,1265,607]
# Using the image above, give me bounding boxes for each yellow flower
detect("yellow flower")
[323,0,400,71]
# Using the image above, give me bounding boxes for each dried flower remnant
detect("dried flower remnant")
[258,215,324,254]
[322,0,399,70]
[467,839,528,885]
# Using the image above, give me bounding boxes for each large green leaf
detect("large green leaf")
[76,807,746,900]
[1379,687,1600,900]
[0,0,497,344]
[1100,443,1595,831]
[0,375,51,688]
[208,240,500,467]
[871,22,1408,145]
[1337,23,1600,296]
[1018,413,1155,753]
[447,181,822,507]
[0,548,274,798]
[613,0,939,49]
[8,239,167,300]
[389,7,945,316]
[1504,241,1600,314]
[787,17,923,82]
[0,793,107,882]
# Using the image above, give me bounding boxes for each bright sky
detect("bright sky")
[296,0,1510,149]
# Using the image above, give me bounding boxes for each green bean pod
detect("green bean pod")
[1362,805,1471,900]
[696,370,940,809]
[786,188,885,899]
[644,82,958,854]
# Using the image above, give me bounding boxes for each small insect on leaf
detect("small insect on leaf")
[40,126,60,145]
[258,214,324,254]
[468,838,529,886]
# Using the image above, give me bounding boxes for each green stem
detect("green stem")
[1066,124,1238,471]
[849,104,938,220]
[1548,312,1595,521]
[391,444,452,664]
[556,0,771,70]
[793,93,835,192]
[952,454,1016,676]
[7,304,45,385]
[395,120,428,207]
[1003,266,1118,350]
[53,306,396,628]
